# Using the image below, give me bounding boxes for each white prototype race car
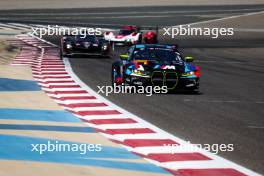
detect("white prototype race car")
[104,26,142,45]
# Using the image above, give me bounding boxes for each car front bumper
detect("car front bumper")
[125,74,199,90]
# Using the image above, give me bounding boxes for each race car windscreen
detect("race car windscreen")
[134,49,183,63]
[76,35,97,42]
[119,29,133,35]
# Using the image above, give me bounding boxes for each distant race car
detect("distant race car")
[60,34,111,57]
[142,31,158,44]
[104,25,157,45]
[111,44,200,92]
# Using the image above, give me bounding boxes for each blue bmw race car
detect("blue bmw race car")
[111,44,200,92]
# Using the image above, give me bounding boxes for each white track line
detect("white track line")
[172,10,264,27]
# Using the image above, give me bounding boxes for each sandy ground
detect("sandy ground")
[0,0,264,10]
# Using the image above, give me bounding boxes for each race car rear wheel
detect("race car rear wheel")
[137,34,142,44]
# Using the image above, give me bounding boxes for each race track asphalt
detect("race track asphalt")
[1,4,263,174]
[0,4,264,27]
[66,40,264,174]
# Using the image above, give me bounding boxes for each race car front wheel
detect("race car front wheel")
[111,64,123,87]
[60,47,71,59]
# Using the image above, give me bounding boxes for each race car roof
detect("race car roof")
[122,25,136,30]
[135,44,176,50]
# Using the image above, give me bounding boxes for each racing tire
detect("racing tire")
[60,49,66,59]
[111,65,117,87]
[137,34,142,44]
[111,63,123,87]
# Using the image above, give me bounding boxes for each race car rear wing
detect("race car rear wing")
[136,26,159,34]
[63,33,104,37]
[136,26,160,41]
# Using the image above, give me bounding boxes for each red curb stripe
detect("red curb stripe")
[70,110,121,116]
[34,72,68,75]
[45,90,88,94]
[61,103,108,108]
[33,65,65,67]
[32,66,65,68]
[41,60,60,62]
[96,128,156,135]
[40,59,60,60]
[40,62,64,65]
[35,76,71,79]
[40,61,61,63]
[113,139,178,148]
[83,118,138,125]
[53,96,96,100]
[35,69,66,71]
[44,85,80,88]
[140,153,212,162]
[34,63,64,66]
[38,80,74,84]
[166,168,247,176]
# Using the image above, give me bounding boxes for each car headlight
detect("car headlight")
[134,69,143,75]
[102,45,108,50]
[182,71,195,76]
[66,44,72,49]
[131,69,150,77]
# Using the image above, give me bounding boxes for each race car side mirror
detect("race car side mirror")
[120,54,129,60]
[185,56,193,62]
